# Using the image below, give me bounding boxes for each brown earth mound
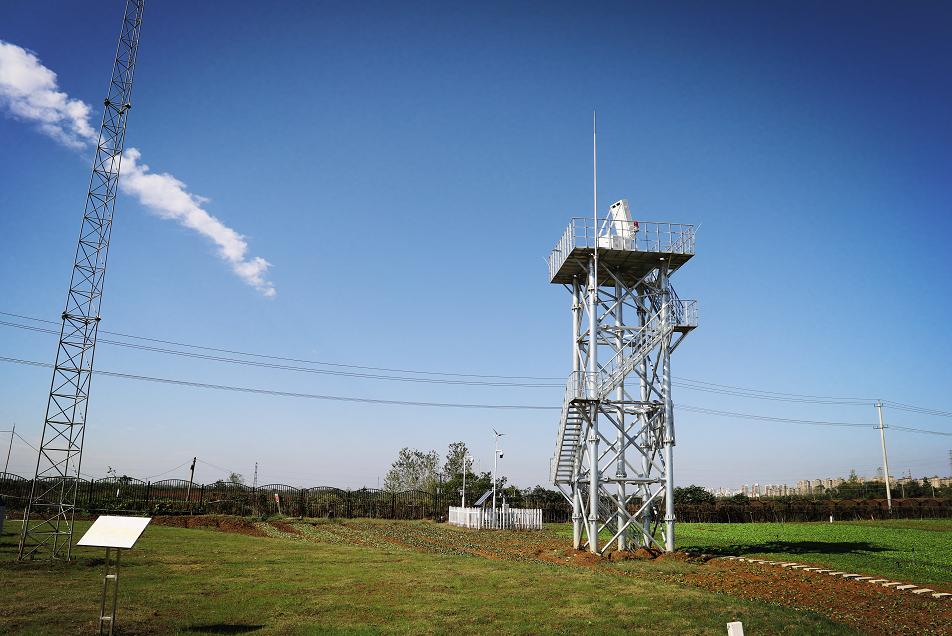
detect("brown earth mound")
[270,520,304,536]
[609,547,664,561]
[151,515,265,537]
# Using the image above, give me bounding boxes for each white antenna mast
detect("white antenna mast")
[593,109,598,273]
[593,110,598,240]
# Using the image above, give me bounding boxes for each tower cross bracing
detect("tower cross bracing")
[18,0,145,561]
[548,206,697,554]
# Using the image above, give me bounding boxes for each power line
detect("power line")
[4,318,875,399]
[2,354,948,437]
[882,401,952,419]
[196,458,240,476]
[0,355,559,411]
[144,461,191,480]
[670,376,875,403]
[676,405,871,428]
[889,425,952,437]
[673,379,873,405]
[13,431,39,452]
[0,318,560,388]
[4,310,950,416]
[0,311,560,382]
[678,405,948,436]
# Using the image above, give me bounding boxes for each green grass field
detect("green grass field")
[1,518,853,635]
[1,517,948,635]
[552,518,952,586]
[674,519,952,586]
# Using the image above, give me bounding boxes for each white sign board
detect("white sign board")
[77,515,151,550]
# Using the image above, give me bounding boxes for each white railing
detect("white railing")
[549,218,695,281]
[448,506,543,530]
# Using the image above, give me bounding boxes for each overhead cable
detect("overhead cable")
[4,310,950,416]
[0,355,559,411]
[0,318,560,388]
[0,311,559,381]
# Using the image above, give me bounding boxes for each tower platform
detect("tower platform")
[548,218,695,286]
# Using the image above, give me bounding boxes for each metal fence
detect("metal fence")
[0,474,504,520]
[3,473,946,523]
[448,506,543,530]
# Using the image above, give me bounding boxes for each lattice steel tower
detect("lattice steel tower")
[19,0,145,560]
[548,200,697,554]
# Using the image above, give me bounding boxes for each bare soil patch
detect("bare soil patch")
[151,515,265,537]
[686,559,952,636]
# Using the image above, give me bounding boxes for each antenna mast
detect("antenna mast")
[19,0,145,561]
[593,110,598,262]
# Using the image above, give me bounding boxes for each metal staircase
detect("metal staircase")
[551,299,696,488]
[596,299,693,401]
[551,396,585,484]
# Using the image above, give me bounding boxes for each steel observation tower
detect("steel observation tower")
[548,199,697,554]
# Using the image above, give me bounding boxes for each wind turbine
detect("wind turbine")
[492,429,505,512]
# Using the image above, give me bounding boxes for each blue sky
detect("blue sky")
[0,1,949,489]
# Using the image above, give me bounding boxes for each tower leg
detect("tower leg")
[572,484,582,550]
[616,481,626,552]
[664,444,675,552]
[586,255,599,553]
[661,275,676,553]
[588,426,599,554]
[572,449,583,550]
[571,275,582,551]
[614,279,626,552]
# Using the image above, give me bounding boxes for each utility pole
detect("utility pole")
[876,402,892,512]
[252,462,258,516]
[492,429,504,512]
[462,454,472,507]
[3,424,13,479]
[185,457,197,505]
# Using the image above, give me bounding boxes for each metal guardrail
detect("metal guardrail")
[549,218,695,281]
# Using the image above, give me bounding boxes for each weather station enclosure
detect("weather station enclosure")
[549,200,697,554]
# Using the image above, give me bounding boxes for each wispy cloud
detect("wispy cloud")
[120,149,275,297]
[0,40,276,297]
[0,41,97,148]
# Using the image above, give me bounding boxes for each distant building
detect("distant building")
[725,472,950,497]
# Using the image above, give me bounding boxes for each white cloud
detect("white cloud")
[121,149,276,297]
[0,39,276,297]
[0,41,97,149]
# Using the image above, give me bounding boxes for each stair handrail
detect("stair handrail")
[597,299,697,400]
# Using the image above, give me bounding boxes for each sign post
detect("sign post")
[77,515,151,635]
